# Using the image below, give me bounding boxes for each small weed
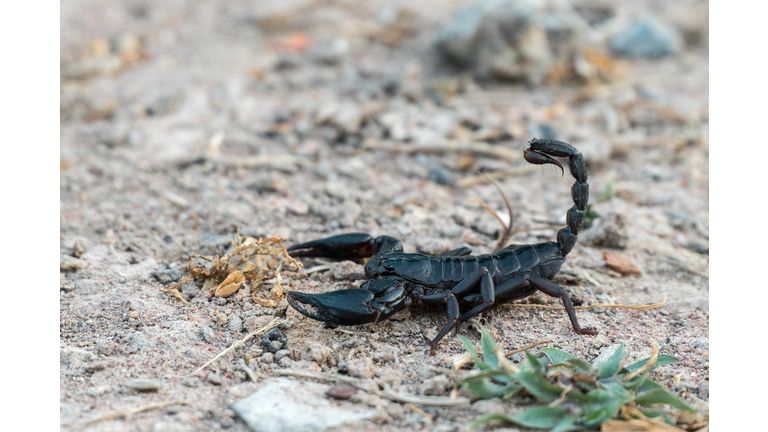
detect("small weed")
[459,324,706,431]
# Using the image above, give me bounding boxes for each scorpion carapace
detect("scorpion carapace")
[286,138,597,355]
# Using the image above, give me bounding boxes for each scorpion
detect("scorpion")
[286,138,597,355]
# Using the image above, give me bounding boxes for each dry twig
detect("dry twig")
[275,369,470,406]
[84,400,192,425]
[507,293,667,312]
[189,317,287,376]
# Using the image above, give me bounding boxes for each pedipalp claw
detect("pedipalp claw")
[287,233,375,261]
[287,289,378,325]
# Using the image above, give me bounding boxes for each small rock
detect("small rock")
[245,315,276,333]
[125,378,162,392]
[473,399,508,415]
[181,377,199,388]
[60,254,86,271]
[84,362,107,373]
[261,352,275,364]
[329,261,366,280]
[228,315,243,333]
[591,344,622,370]
[95,339,116,356]
[428,166,452,186]
[583,211,629,249]
[385,403,405,420]
[371,406,393,424]
[348,357,375,379]
[60,274,73,291]
[610,16,682,59]
[152,268,182,284]
[231,378,375,431]
[199,326,221,345]
[301,342,336,367]
[263,328,288,353]
[325,384,358,400]
[419,375,450,396]
[207,373,223,386]
[603,251,641,276]
[275,349,291,362]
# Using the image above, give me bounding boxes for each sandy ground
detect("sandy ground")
[60,1,708,430]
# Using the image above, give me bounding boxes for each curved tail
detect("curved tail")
[524,138,588,257]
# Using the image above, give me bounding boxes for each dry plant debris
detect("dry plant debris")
[161,232,302,305]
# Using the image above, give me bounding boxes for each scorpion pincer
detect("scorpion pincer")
[286,138,597,355]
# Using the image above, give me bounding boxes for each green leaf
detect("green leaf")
[635,387,695,413]
[566,357,593,372]
[511,406,569,429]
[541,348,578,365]
[602,381,630,398]
[513,371,563,402]
[624,355,679,373]
[638,409,675,425]
[480,325,500,369]
[457,334,491,371]
[598,344,627,379]
[462,368,512,385]
[551,413,580,432]
[621,371,649,390]
[462,377,508,399]
[468,412,516,429]
[580,389,627,427]
[525,351,545,374]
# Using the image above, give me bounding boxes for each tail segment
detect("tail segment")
[524,138,589,257]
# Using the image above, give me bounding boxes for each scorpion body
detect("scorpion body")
[286,138,596,354]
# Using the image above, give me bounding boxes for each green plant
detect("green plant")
[458,325,697,431]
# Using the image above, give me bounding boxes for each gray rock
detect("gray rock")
[125,378,162,392]
[610,16,682,58]
[582,211,629,249]
[329,261,366,280]
[228,315,243,333]
[275,349,291,362]
[95,339,116,356]
[207,373,223,386]
[263,328,288,353]
[153,268,183,284]
[428,167,452,186]
[199,326,221,345]
[182,376,200,388]
[231,378,375,432]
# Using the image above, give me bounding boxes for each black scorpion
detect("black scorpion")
[286,138,597,355]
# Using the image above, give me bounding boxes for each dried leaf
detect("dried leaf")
[215,271,245,297]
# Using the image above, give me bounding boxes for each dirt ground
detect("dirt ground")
[60,1,708,431]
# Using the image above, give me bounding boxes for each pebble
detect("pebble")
[181,377,199,388]
[125,378,162,392]
[152,268,182,284]
[261,352,275,364]
[275,349,291,362]
[60,254,86,271]
[95,339,116,356]
[348,357,375,379]
[427,166,452,186]
[329,261,366,280]
[583,211,629,249]
[245,315,276,333]
[325,384,358,400]
[228,315,243,333]
[263,328,288,353]
[207,373,223,386]
[60,274,73,291]
[419,375,450,396]
[199,326,221,345]
[231,378,374,432]
[300,342,336,367]
[610,16,682,58]
[603,251,641,276]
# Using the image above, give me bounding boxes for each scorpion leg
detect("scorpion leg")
[528,275,597,335]
[414,290,461,356]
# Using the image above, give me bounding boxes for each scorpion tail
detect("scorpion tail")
[525,138,588,257]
